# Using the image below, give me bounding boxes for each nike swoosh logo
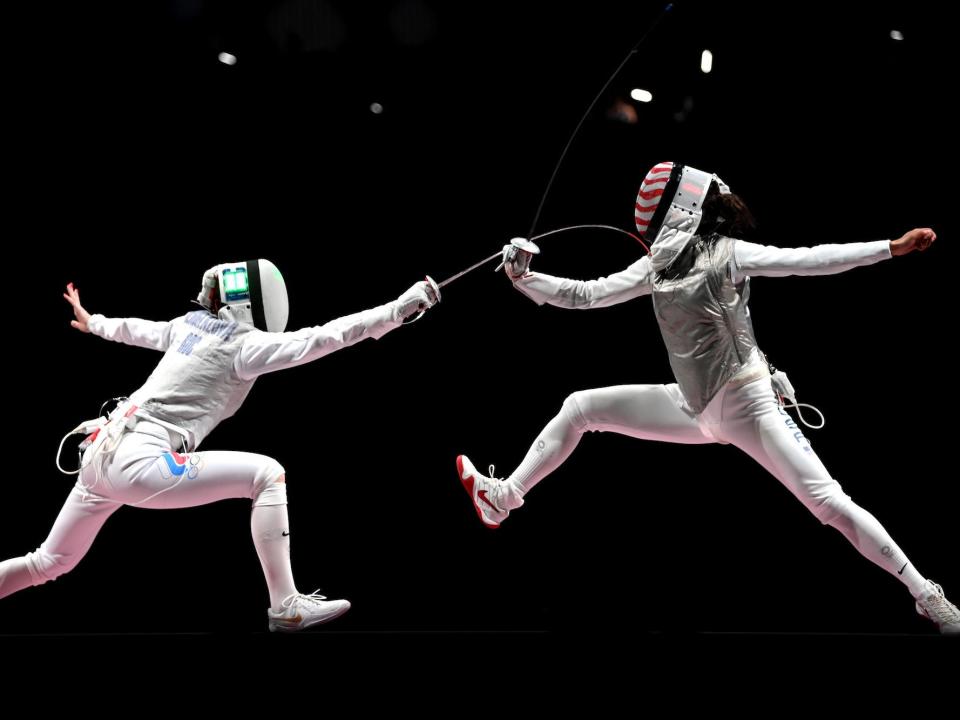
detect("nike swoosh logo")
[276,614,302,624]
[898,562,908,575]
[282,531,290,537]
[477,489,499,512]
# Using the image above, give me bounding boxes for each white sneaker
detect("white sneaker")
[267,590,351,632]
[914,580,960,635]
[457,455,509,529]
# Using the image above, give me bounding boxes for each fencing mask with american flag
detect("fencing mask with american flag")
[635,162,731,272]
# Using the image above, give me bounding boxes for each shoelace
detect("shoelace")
[922,584,960,621]
[489,464,509,503]
[282,589,330,612]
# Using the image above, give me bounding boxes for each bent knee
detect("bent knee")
[252,460,288,507]
[25,548,79,586]
[251,458,285,494]
[562,392,590,431]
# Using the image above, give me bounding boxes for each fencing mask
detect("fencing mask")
[196,259,289,332]
[635,161,731,272]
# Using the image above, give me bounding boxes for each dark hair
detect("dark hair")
[698,183,756,238]
[655,182,756,282]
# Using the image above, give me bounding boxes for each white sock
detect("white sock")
[504,406,584,507]
[251,483,298,611]
[827,500,927,597]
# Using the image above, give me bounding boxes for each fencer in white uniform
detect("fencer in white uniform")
[0,259,438,632]
[457,162,959,634]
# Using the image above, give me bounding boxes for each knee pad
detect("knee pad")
[562,392,589,432]
[252,461,287,508]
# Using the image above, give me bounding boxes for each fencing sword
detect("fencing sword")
[405,238,539,323]
[439,237,542,288]
[406,225,647,324]
[429,223,648,298]
[406,4,674,323]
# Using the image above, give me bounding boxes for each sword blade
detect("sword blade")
[437,250,502,288]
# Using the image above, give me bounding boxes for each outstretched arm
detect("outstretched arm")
[502,244,653,309]
[234,279,437,379]
[64,282,175,351]
[733,228,936,281]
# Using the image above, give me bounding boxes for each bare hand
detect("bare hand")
[63,282,92,333]
[891,228,937,256]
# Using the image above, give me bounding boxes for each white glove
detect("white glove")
[394,279,439,322]
[196,266,220,312]
[501,244,533,280]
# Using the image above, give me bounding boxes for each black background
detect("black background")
[3,1,955,638]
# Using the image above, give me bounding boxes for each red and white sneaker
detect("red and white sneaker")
[915,580,960,635]
[267,590,351,632]
[457,455,509,529]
